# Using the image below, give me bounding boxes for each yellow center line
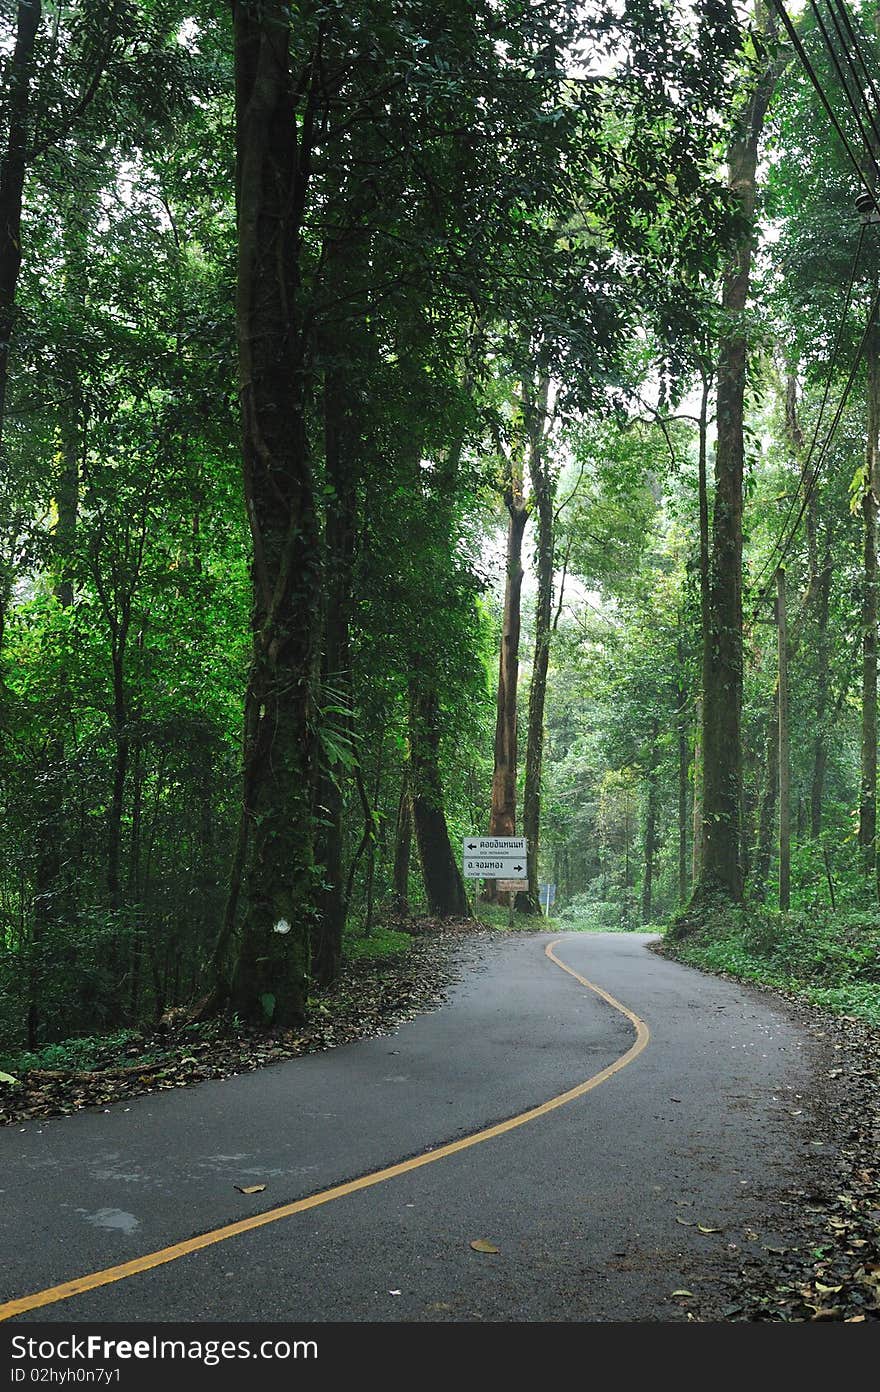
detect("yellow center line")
[0,936,650,1321]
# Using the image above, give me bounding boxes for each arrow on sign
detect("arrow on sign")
[513,865,523,872]
[467,842,477,850]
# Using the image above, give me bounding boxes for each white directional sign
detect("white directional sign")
[462,836,526,855]
[462,836,528,879]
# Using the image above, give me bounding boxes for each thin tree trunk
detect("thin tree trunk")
[312,346,358,986]
[793,372,833,839]
[642,732,658,924]
[860,314,880,888]
[392,772,412,914]
[690,372,711,886]
[810,547,832,837]
[753,689,778,897]
[518,375,551,915]
[29,346,80,1045]
[107,644,129,914]
[777,567,790,911]
[623,787,632,928]
[678,684,689,906]
[485,427,529,904]
[692,698,703,884]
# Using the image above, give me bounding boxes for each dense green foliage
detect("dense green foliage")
[3,0,880,1048]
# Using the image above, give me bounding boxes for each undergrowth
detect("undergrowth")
[663,902,880,1026]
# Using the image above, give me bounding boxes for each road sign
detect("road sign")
[462,835,529,879]
[462,836,526,855]
[463,855,528,878]
[539,881,556,915]
[496,878,528,892]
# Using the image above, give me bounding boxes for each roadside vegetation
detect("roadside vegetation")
[664,906,880,1026]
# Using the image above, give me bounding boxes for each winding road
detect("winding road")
[1,932,819,1322]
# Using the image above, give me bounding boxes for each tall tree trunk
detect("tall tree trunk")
[785,364,833,840]
[810,546,832,837]
[107,640,129,914]
[221,3,323,1024]
[0,0,40,437]
[860,311,880,888]
[753,690,778,897]
[622,786,632,927]
[485,428,529,904]
[697,58,775,906]
[392,772,412,914]
[642,729,659,924]
[404,334,481,920]
[692,698,703,884]
[311,343,359,986]
[777,567,790,910]
[518,375,551,915]
[409,680,470,917]
[792,374,833,838]
[677,675,689,906]
[29,328,81,1045]
[691,372,710,886]
[0,2,40,684]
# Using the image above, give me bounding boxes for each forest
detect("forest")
[2,0,880,1054]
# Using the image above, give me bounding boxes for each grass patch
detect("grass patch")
[663,903,880,1026]
[1,1028,150,1077]
[474,901,554,932]
[342,924,413,962]
[553,893,648,932]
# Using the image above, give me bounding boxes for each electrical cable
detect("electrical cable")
[748,225,866,600]
[768,0,878,201]
[828,0,880,124]
[808,0,880,182]
[822,0,880,157]
[747,275,880,631]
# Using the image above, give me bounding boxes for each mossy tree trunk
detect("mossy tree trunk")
[223,2,324,1025]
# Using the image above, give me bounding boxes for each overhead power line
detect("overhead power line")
[749,223,866,604]
[823,0,880,154]
[827,0,880,134]
[807,0,880,182]
[747,272,880,631]
[767,0,878,203]
[746,1,880,630]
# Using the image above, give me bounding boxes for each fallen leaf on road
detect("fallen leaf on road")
[389,1290,401,1296]
[808,1306,842,1321]
[697,1224,721,1234]
[671,1290,693,1297]
[470,1239,500,1254]
[234,1184,266,1195]
[675,1217,695,1227]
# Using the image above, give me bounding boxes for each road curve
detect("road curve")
[1,932,817,1322]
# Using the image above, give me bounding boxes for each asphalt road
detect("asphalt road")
[1,932,820,1322]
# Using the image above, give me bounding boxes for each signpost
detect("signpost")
[462,835,529,919]
[539,882,556,916]
[461,835,527,880]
